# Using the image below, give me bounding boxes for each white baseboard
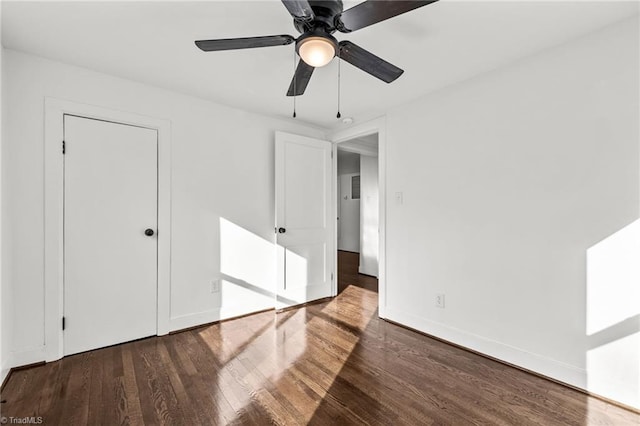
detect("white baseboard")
[7,346,47,370]
[1,366,10,386]
[358,266,378,277]
[169,309,221,331]
[2,306,275,374]
[169,303,274,332]
[384,307,587,390]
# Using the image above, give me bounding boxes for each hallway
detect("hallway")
[337,250,378,294]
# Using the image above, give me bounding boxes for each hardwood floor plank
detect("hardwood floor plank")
[121,345,146,425]
[59,353,91,425]
[1,251,638,425]
[177,331,237,423]
[49,348,79,422]
[163,333,224,424]
[86,351,105,426]
[130,340,169,425]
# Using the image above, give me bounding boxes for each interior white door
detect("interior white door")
[275,131,334,309]
[64,115,158,355]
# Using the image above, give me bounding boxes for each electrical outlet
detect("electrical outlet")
[435,293,445,308]
[211,279,221,293]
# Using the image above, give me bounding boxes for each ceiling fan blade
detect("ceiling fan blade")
[195,35,295,52]
[339,41,403,83]
[281,0,315,20]
[287,60,315,96]
[337,0,437,33]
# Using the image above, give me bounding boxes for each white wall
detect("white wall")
[359,155,379,277]
[337,150,360,175]
[338,173,360,252]
[0,6,6,383]
[2,49,325,368]
[384,17,639,409]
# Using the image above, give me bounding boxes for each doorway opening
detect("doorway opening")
[336,133,379,294]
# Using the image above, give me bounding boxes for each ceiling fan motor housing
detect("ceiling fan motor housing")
[293,0,344,34]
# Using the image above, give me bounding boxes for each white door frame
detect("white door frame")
[43,98,171,361]
[328,117,387,317]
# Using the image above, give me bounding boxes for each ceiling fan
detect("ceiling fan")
[195,0,438,96]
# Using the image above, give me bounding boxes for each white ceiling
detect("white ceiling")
[2,1,638,129]
[338,133,378,156]
[337,149,360,165]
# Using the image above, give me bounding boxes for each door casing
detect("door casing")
[328,117,387,318]
[44,98,171,362]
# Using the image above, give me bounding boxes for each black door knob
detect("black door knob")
[278,227,286,234]
[145,228,154,236]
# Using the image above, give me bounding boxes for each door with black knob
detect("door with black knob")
[275,131,334,309]
[63,115,158,356]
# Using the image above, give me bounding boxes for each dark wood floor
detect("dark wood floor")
[1,253,638,425]
[337,250,378,294]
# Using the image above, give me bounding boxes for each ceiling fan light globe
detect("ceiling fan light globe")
[298,37,335,68]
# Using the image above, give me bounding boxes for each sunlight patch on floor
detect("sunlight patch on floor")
[203,286,378,424]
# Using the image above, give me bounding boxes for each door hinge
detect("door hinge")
[62,140,66,154]
[331,273,334,281]
[331,150,333,159]
[62,316,66,330]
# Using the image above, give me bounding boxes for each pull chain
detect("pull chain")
[336,48,341,119]
[292,49,297,118]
